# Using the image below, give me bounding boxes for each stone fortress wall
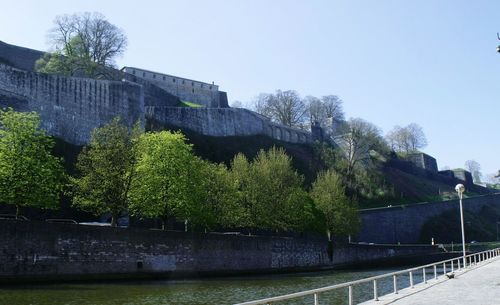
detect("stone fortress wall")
[0,40,307,145]
[0,63,144,145]
[147,107,312,143]
[0,40,44,72]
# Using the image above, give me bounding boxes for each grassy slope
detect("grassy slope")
[178,101,204,108]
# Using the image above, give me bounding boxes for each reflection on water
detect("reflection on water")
[0,266,431,305]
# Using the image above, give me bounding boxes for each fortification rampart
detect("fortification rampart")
[123,67,226,108]
[0,40,313,146]
[0,40,43,71]
[146,106,312,144]
[357,193,500,244]
[0,64,144,145]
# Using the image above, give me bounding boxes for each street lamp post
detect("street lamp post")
[455,184,466,268]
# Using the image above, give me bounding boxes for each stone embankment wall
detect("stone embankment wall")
[357,193,500,244]
[0,64,144,145]
[146,106,312,144]
[0,220,439,282]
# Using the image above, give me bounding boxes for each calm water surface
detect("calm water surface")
[0,267,424,305]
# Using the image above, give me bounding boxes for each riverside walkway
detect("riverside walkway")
[361,256,500,305]
[235,248,500,305]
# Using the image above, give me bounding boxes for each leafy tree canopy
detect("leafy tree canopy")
[36,12,127,78]
[72,117,140,226]
[0,108,65,217]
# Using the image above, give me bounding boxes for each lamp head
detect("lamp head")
[455,184,465,194]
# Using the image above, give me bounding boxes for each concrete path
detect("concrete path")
[361,257,500,305]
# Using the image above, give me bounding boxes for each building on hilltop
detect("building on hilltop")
[121,67,228,108]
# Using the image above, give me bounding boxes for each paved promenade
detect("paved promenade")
[361,257,500,305]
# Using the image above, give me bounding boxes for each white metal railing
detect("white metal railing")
[234,248,500,305]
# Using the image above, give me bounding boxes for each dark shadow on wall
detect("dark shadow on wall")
[418,204,500,244]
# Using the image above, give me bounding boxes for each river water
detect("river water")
[0,267,424,305]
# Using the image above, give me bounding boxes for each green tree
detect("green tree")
[230,147,315,232]
[129,131,205,230]
[0,109,65,218]
[198,161,245,229]
[310,170,359,242]
[36,12,127,78]
[72,117,140,226]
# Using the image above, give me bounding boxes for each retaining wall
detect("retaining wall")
[146,106,312,144]
[0,220,440,281]
[357,193,500,244]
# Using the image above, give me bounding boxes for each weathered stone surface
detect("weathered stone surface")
[0,64,144,145]
[406,152,438,172]
[0,40,321,146]
[146,106,312,143]
[0,40,44,71]
[123,67,222,107]
[357,194,500,244]
[0,220,440,281]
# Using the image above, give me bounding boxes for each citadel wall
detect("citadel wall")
[357,193,500,244]
[0,40,43,72]
[123,67,226,108]
[146,106,312,144]
[0,40,311,146]
[0,64,144,145]
[406,152,438,172]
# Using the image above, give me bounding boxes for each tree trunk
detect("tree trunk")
[15,205,20,219]
[162,219,166,230]
[111,213,117,227]
[327,230,333,262]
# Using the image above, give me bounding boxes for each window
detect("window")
[173,78,176,83]
[201,84,203,88]
[163,76,166,81]
[209,86,212,90]
[132,70,136,75]
[153,74,156,79]
[192,89,194,93]
[192,81,194,86]
[143,72,146,77]
[182,80,185,84]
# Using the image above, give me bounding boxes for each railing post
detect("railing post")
[393,275,398,294]
[443,262,446,275]
[434,265,437,279]
[373,279,378,301]
[314,293,319,305]
[451,260,454,272]
[348,285,353,305]
[474,255,477,265]
[423,267,426,283]
[409,271,414,288]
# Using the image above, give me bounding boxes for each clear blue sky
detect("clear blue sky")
[2,0,499,178]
